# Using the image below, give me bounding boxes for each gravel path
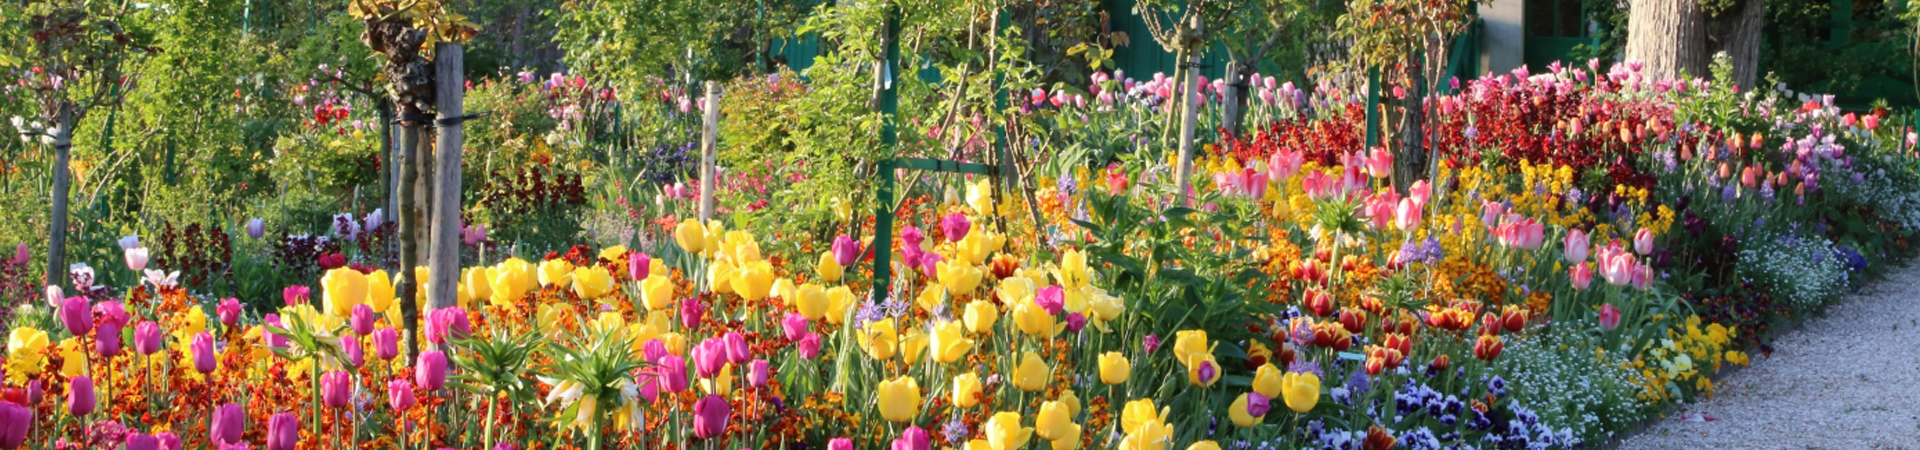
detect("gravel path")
[1617,263,1920,450]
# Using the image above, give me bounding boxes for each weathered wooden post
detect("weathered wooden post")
[1172,15,1203,208]
[427,42,466,312]
[699,81,721,223]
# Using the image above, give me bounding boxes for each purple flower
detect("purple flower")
[1197,360,1216,384]
[1143,334,1161,353]
[1064,313,1087,334]
[1245,392,1272,417]
[940,213,970,242]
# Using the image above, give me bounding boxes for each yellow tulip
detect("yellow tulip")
[824,286,856,324]
[967,178,995,215]
[984,411,1034,450]
[1050,436,1081,450]
[1034,400,1079,441]
[1058,390,1082,416]
[995,276,1036,305]
[701,220,726,259]
[816,251,845,283]
[1251,364,1283,398]
[1171,329,1211,367]
[794,283,829,320]
[537,259,575,288]
[930,321,974,363]
[1119,399,1167,435]
[956,231,993,265]
[1186,352,1220,387]
[590,312,626,334]
[1013,352,1049,392]
[900,327,930,364]
[1186,441,1222,450]
[707,260,736,294]
[1052,249,1090,289]
[1098,352,1130,385]
[1118,416,1173,450]
[1228,393,1262,427]
[773,278,797,305]
[1089,290,1124,321]
[951,372,984,408]
[536,304,571,336]
[858,318,900,360]
[963,300,999,334]
[1281,372,1321,414]
[490,258,535,306]
[7,327,49,356]
[701,362,735,395]
[1011,302,1059,337]
[673,219,705,254]
[916,284,946,313]
[571,266,616,300]
[640,276,676,311]
[657,332,688,355]
[876,376,923,423]
[321,267,368,318]
[649,258,668,278]
[57,338,83,377]
[461,267,494,305]
[830,196,853,222]
[732,260,776,300]
[597,245,628,265]
[366,270,396,313]
[937,261,983,294]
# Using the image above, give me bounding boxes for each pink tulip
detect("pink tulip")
[58,296,92,336]
[43,285,61,308]
[124,433,158,450]
[893,426,931,450]
[1365,147,1394,179]
[134,321,163,355]
[1632,262,1654,290]
[1267,150,1303,183]
[1563,229,1590,263]
[1480,201,1505,229]
[125,247,150,272]
[350,304,376,336]
[748,359,770,387]
[1393,198,1422,231]
[829,438,854,450]
[192,332,218,374]
[94,322,122,357]
[246,219,265,239]
[93,301,128,329]
[681,299,706,329]
[660,355,690,392]
[373,328,399,360]
[1035,285,1066,315]
[67,375,95,416]
[1569,262,1593,291]
[693,394,731,439]
[321,370,351,408]
[266,413,299,450]
[388,380,415,411]
[25,381,40,408]
[211,403,246,444]
[8,243,24,266]
[342,334,364,368]
[628,252,652,281]
[693,339,727,378]
[0,401,28,449]
[797,333,822,359]
[426,307,471,344]
[1408,180,1432,207]
[1602,253,1635,286]
[218,298,243,327]
[1633,228,1654,255]
[415,351,448,391]
[1864,114,1881,130]
[725,331,751,364]
[1842,113,1858,128]
[282,285,310,306]
[642,340,669,364]
[782,313,809,341]
[941,213,970,243]
[263,314,289,349]
[1598,303,1621,331]
[832,234,861,267]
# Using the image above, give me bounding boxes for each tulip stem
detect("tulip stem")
[484,391,499,450]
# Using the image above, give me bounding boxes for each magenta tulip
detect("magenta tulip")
[282,285,310,306]
[351,304,376,336]
[797,333,822,359]
[321,370,351,408]
[782,313,808,341]
[692,394,730,439]
[416,350,448,391]
[372,327,400,360]
[641,340,669,364]
[341,333,364,368]
[0,401,31,449]
[628,252,652,281]
[828,438,854,450]
[94,322,122,357]
[940,213,970,242]
[1034,285,1065,315]
[66,375,94,416]
[831,234,860,267]
[93,301,128,329]
[157,433,180,450]
[680,299,705,329]
[263,314,289,349]
[58,296,91,336]
[8,243,24,266]
[659,355,689,392]
[192,332,218,374]
[748,359,769,387]
[24,381,40,407]
[388,380,416,411]
[425,307,470,344]
[266,413,299,450]
[893,426,931,450]
[724,331,750,364]
[218,298,243,327]
[125,433,157,450]
[211,403,245,445]
[693,339,727,378]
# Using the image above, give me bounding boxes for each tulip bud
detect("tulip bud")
[350,304,376,336]
[372,328,399,360]
[781,313,808,341]
[748,359,770,387]
[94,322,122,357]
[415,351,448,391]
[266,413,299,450]
[191,333,218,374]
[387,380,415,412]
[217,298,243,327]
[321,370,351,408]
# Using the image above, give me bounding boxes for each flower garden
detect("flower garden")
[3,1,1920,449]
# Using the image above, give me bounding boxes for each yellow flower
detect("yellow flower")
[1228,393,1262,427]
[58,338,84,377]
[964,300,999,334]
[597,245,629,265]
[1034,400,1080,441]
[321,267,368,318]
[1013,351,1050,392]
[732,260,776,300]
[967,178,995,215]
[1186,352,1220,387]
[1251,364,1282,398]
[824,286,856,324]
[877,375,923,423]
[702,220,726,259]
[859,318,901,361]
[708,260,736,294]
[1186,441,1221,450]
[721,230,761,263]
[673,219,705,254]
[996,276,1036,305]
[1051,435,1081,450]
[1011,302,1059,337]
[1098,352,1130,385]
[461,267,494,306]
[984,411,1035,450]
[1171,330,1211,367]
[489,258,535,307]
[366,270,396,313]
[7,327,49,357]
[1117,401,1173,450]
[1281,372,1321,413]
[657,332,688,355]
[956,231,993,265]
[794,283,829,320]
[931,321,975,363]
[641,276,676,311]
[916,284,947,313]
[952,372,984,408]
[773,278,798,305]
[537,259,575,288]
[536,303,571,336]
[1052,249,1091,289]
[1058,389,1082,417]
[700,362,734,395]
[938,260,983,295]
[831,196,853,222]
[571,266,616,300]
[900,327,930,364]
[1119,399,1166,435]
[816,251,845,283]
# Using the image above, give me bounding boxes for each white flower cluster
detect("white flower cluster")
[1826,157,1920,230]
[1736,230,1847,310]
[1495,328,1653,444]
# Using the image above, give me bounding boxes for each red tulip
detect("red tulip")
[1337,308,1367,334]
[1500,305,1529,333]
[1472,335,1504,361]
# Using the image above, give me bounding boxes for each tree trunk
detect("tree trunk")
[1397,56,1426,189]
[427,43,466,313]
[1713,0,1765,88]
[396,118,424,359]
[1625,0,1709,80]
[699,81,721,223]
[1222,59,1250,136]
[379,101,397,236]
[1172,16,1203,208]
[45,103,74,288]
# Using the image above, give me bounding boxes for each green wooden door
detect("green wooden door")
[1521,0,1592,71]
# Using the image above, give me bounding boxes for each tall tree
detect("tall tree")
[1625,0,1764,87]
